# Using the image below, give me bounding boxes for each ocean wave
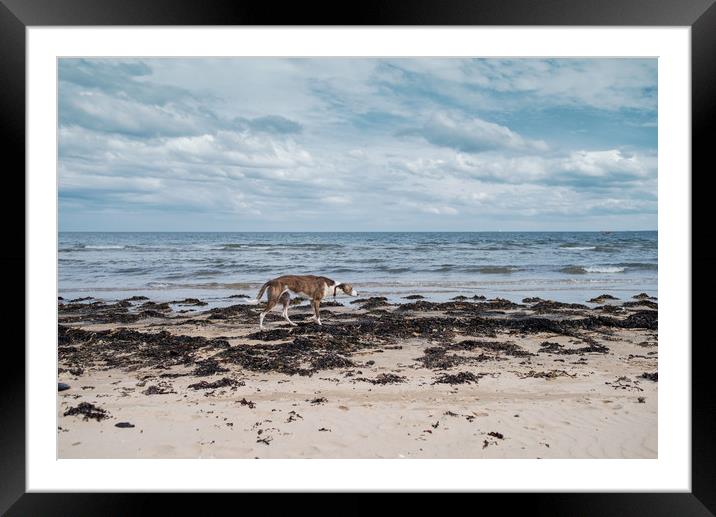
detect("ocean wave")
[158,268,229,279]
[376,266,413,273]
[346,258,385,264]
[560,266,626,274]
[220,244,250,249]
[124,245,177,252]
[428,265,521,274]
[616,262,658,271]
[62,244,181,252]
[146,281,257,290]
[59,233,657,298]
[560,266,587,275]
[558,243,622,253]
[158,272,195,280]
[220,243,343,250]
[593,245,619,253]
[475,266,521,274]
[114,267,149,274]
[585,266,625,273]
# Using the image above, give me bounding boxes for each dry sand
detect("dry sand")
[58,296,657,459]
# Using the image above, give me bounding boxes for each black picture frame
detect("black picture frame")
[2,0,712,513]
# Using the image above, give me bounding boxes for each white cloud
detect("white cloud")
[561,149,652,177]
[58,58,658,231]
[422,205,458,215]
[411,111,548,153]
[449,148,656,186]
[462,59,657,111]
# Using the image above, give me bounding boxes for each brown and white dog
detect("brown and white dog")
[252,275,358,329]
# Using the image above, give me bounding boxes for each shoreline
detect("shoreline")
[58,282,658,310]
[58,292,658,459]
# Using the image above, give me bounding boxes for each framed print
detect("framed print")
[3,0,713,513]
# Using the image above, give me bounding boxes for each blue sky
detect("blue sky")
[58,58,657,231]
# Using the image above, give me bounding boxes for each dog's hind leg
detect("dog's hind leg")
[280,292,297,326]
[259,291,280,329]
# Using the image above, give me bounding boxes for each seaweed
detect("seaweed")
[356,373,406,384]
[188,377,243,390]
[433,371,481,385]
[63,402,109,421]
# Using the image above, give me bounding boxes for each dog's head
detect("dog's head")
[337,283,358,297]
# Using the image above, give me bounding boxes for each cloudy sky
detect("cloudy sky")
[58,58,657,232]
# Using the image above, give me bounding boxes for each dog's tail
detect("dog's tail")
[247,281,270,304]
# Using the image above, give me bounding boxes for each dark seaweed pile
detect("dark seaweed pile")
[538,340,609,355]
[589,294,620,303]
[188,377,244,390]
[356,373,406,384]
[450,339,534,357]
[622,300,659,310]
[433,371,482,385]
[351,297,391,310]
[531,300,588,312]
[63,402,109,421]
[640,372,658,382]
[415,339,533,370]
[142,383,176,395]
[58,294,656,379]
[58,326,230,371]
[516,370,576,379]
[214,337,356,376]
[191,359,229,377]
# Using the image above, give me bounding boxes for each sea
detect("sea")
[58,231,657,307]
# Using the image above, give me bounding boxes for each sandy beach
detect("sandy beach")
[58,294,657,459]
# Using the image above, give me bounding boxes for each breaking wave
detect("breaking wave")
[560,266,626,274]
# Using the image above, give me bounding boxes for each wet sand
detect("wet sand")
[57,294,657,458]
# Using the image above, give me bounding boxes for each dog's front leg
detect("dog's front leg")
[311,299,322,325]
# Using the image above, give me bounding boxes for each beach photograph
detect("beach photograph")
[57,57,658,459]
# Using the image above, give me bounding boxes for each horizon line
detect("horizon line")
[58,229,658,233]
